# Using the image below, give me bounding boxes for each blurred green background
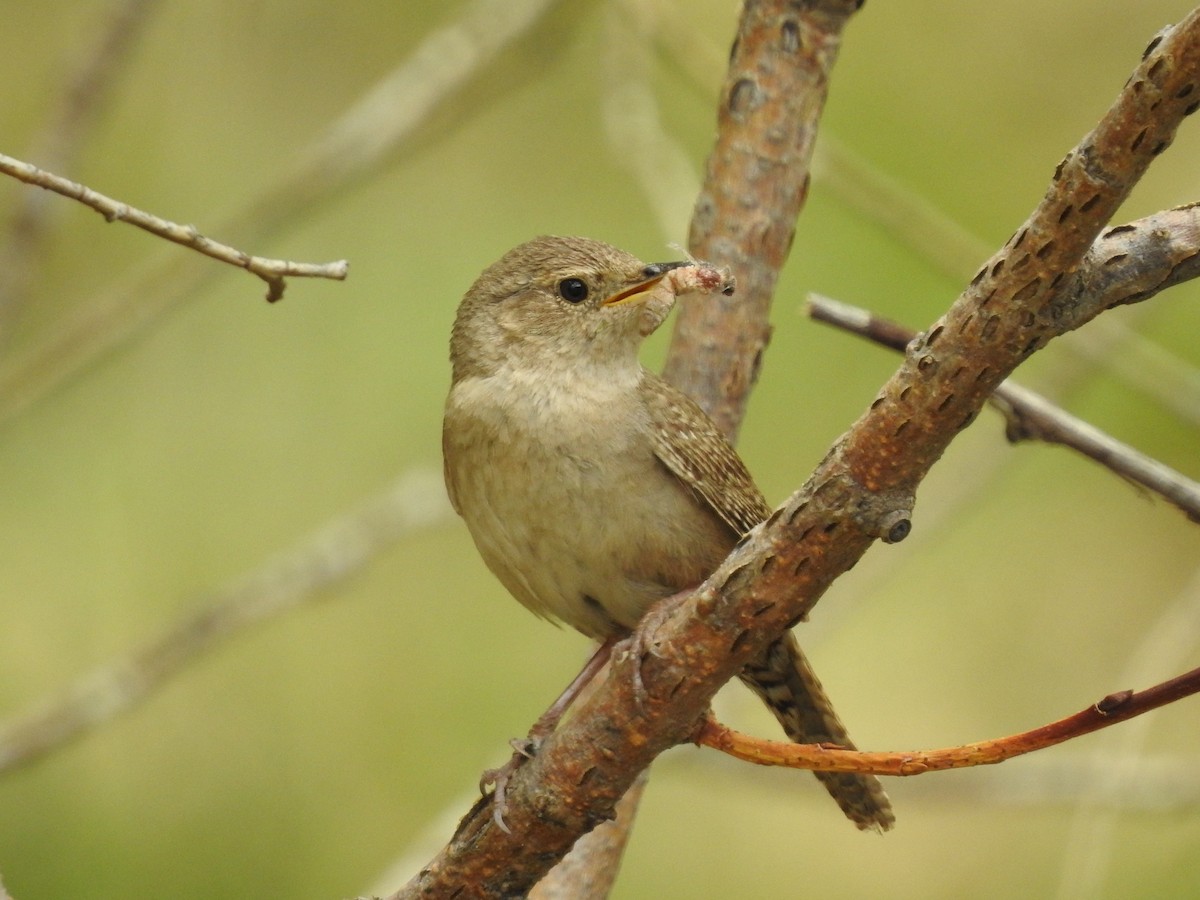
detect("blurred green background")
[1,1,1198,898]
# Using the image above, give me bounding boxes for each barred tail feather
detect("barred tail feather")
[739,633,895,832]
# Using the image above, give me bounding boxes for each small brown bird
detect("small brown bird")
[442,235,893,831]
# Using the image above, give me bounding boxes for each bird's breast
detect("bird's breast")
[444,369,730,639]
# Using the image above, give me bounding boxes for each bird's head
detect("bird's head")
[450,235,731,382]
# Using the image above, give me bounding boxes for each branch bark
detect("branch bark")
[666,0,858,437]
[398,7,1200,898]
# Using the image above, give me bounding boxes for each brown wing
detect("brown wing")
[639,373,770,537]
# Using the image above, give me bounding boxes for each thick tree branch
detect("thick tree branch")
[397,10,1200,898]
[665,0,857,437]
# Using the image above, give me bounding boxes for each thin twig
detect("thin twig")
[807,293,1200,522]
[0,471,451,775]
[0,153,348,303]
[0,0,563,425]
[695,666,1200,774]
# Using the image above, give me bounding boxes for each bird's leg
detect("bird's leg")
[479,636,618,831]
[527,636,619,741]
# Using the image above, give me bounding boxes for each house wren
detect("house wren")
[442,235,893,831]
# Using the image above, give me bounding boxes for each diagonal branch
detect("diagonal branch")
[397,9,1200,898]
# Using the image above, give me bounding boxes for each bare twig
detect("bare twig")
[696,665,1200,774]
[0,0,563,425]
[0,153,349,303]
[807,293,1200,522]
[0,471,451,774]
[0,0,160,340]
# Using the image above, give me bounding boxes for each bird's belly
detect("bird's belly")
[444,389,730,640]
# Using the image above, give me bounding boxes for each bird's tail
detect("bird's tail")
[739,632,894,832]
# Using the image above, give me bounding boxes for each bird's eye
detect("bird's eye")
[557,278,589,303]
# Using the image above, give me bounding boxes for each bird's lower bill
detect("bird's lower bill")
[601,275,666,307]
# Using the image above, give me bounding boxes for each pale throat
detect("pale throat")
[454,348,648,434]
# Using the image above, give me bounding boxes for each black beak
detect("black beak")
[639,261,690,280]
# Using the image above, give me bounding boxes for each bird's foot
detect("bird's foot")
[622,588,694,706]
[477,638,618,832]
[479,736,541,834]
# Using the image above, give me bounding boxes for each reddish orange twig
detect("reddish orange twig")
[697,665,1200,775]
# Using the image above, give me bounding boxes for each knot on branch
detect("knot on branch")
[877,509,913,544]
[849,487,914,544]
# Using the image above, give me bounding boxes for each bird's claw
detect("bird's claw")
[622,588,692,707]
[478,735,544,833]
